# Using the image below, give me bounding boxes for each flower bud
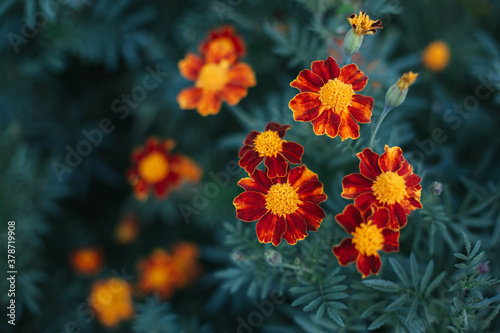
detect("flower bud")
[231,251,244,262]
[264,249,282,266]
[429,181,443,196]
[343,11,382,59]
[476,263,489,275]
[385,71,418,109]
[342,29,363,59]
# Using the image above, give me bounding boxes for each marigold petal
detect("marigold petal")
[237,169,272,193]
[356,253,381,278]
[238,145,253,159]
[296,181,327,204]
[264,155,288,179]
[196,91,222,116]
[242,130,259,147]
[341,173,373,199]
[335,204,363,234]
[311,56,340,82]
[255,212,286,246]
[133,179,149,201]
[379,145,404,173]
[387,203,407,230]
[348,95,373,123]
[288,165,315,188]
[227,62,256,87]
[290,69,324,93]
[265,122,291,138]
[234,192,268,221]
[289,93,323,122]
[282,213,308,245]
[310,109,341,138]
[408,196,423,210]
[382,229,400,252]
[178,53,204,81]
[353,192,377,212]
[369,207,390,229]
[402,172,421,188]
[333,238,358,266]
[357,148,382,180]
[338,63,368,91]
[280,142,304,164]
[218,84,248,105]
[338,111,361,140]
[296,201,326,231]
[154,179,171,199]
[239,150,263,175]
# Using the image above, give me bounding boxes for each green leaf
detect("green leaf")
[454,263,468,269]
[410,253,419,290]
[406,297,419,324]
[425,271,446,297]
[367,312,391,330]
[362,279,400,293]
[361,301,388,318]
[291,291,320,306]
[326,306,345,327]
[453,253,468,260]
[385,294,410,312]
[303,296,323,312]
[470,251,485,266]
[461,229,471,255]
[470,240,481,257]
[315,303,326,323]
[389,257,409,288]
[327,301,348,310]
[419,260,434,294]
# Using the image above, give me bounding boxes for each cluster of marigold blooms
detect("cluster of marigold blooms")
[70,233,201,327]
[229,12,424,278]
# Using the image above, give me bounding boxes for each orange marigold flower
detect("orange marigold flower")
[347,11,383,36]
[421,40,450,72]
[127,137,202,200]
[238,122,304,178]
[233,165,327,246]
[89,278,134,328]
[199,26,246,64]
[114,213,140,244]
[177,54,256,116]
[70,246,104,276]
[289,56,374,140]
[341,145,422,230]
[333,204,399,278]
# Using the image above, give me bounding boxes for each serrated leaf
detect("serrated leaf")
[362,279,400,293]
[326,306,345,327]
[327,301,348,310]
[460,229,471,254]
[389,257,409,288]
[425,271,446,297]
[419,260,434,294]
[315,303,326,323]
[406,297,419,324]
[470,251,485,265]
[385,294,410,312]
[470,240,481,257]
[361,301,387,318]
[291,291,320,307]
[454,263,468,269]
[367,312,391,330]
[323,292,349,300]
[453,253,468,260]
[410,253,419,290]
[303,296,323,312]
[290,285,319,295]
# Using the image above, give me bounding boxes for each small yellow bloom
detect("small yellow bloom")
[385,71,418,109]
[347,11,383,36]
[89,278,134,328]
[421,41,450,72]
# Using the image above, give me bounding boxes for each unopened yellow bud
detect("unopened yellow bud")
[385,71,418,109]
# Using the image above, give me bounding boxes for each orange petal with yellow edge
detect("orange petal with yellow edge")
[177,87,202,110]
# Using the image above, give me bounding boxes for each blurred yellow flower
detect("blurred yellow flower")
[89,278,134,328]
[422,41,450,72]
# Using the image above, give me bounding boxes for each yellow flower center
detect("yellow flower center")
[318,79,354,112]
[148,266,169,286]
[348,11,380,35]
[138,151,169,183]
[253,130,283,157]
[396,71,418,90]
[265,183,300,216]
[372,171,407,205]
[195,60,230,92]
[352,223,384,256]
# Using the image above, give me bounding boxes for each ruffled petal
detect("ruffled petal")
[333,238,359,266]
[295,201,326,231]
[237,169,272,193]
[357,148,382,181]
[288,165,317,189]
[356,253,381,278]
[282,213,308,245]
[387,203,408,230]
[255,212,286,246]
[382,229,400,252]
[243,130,259,146]
[369,207,390,229]
[264,154,288,179]
[348,95,373,123]
[354,192,377,212]
[289,93,323,122]
[178,53,204,81]
[265,122,291,138]
[233,192,268,221]
[238,150,263,175]
[280,142,304,164]
[335,204,363,234]
[177,87,203,110]
[296,180,327,204]
[341,173,373,199]
[403,172,422,188]
[337,110,361,140]
[227,62,256,87]
[311,57,341,82]
[218,84,248,105]
[379,145,404,173]
[197,91,222,116]
[290,69,324,93]
[408,196,423,210]
[310,109,341,138]
[338,63,368,91]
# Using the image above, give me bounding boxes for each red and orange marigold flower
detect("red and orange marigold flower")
[70,246,104,276]
[238,122,304,178]
[199,26,246,64]
[89,278,134,328]
[289,56,373,140]
[341,145,422,230]
[127,137,202,201]
[233,165,327,246]
[333,204,399,278]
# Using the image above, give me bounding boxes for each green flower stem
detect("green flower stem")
[369,105,392,149]
[342,54,351,67]
[281,263,313,274]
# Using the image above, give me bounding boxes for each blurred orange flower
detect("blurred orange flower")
[199,26,246,64]
[177,55,256,116]
[114,213,140,244]
[421,40,450,72]
[89,278,134,328]
[127,137,202,200]
[289,56,373,140]
[70,246,103,276]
